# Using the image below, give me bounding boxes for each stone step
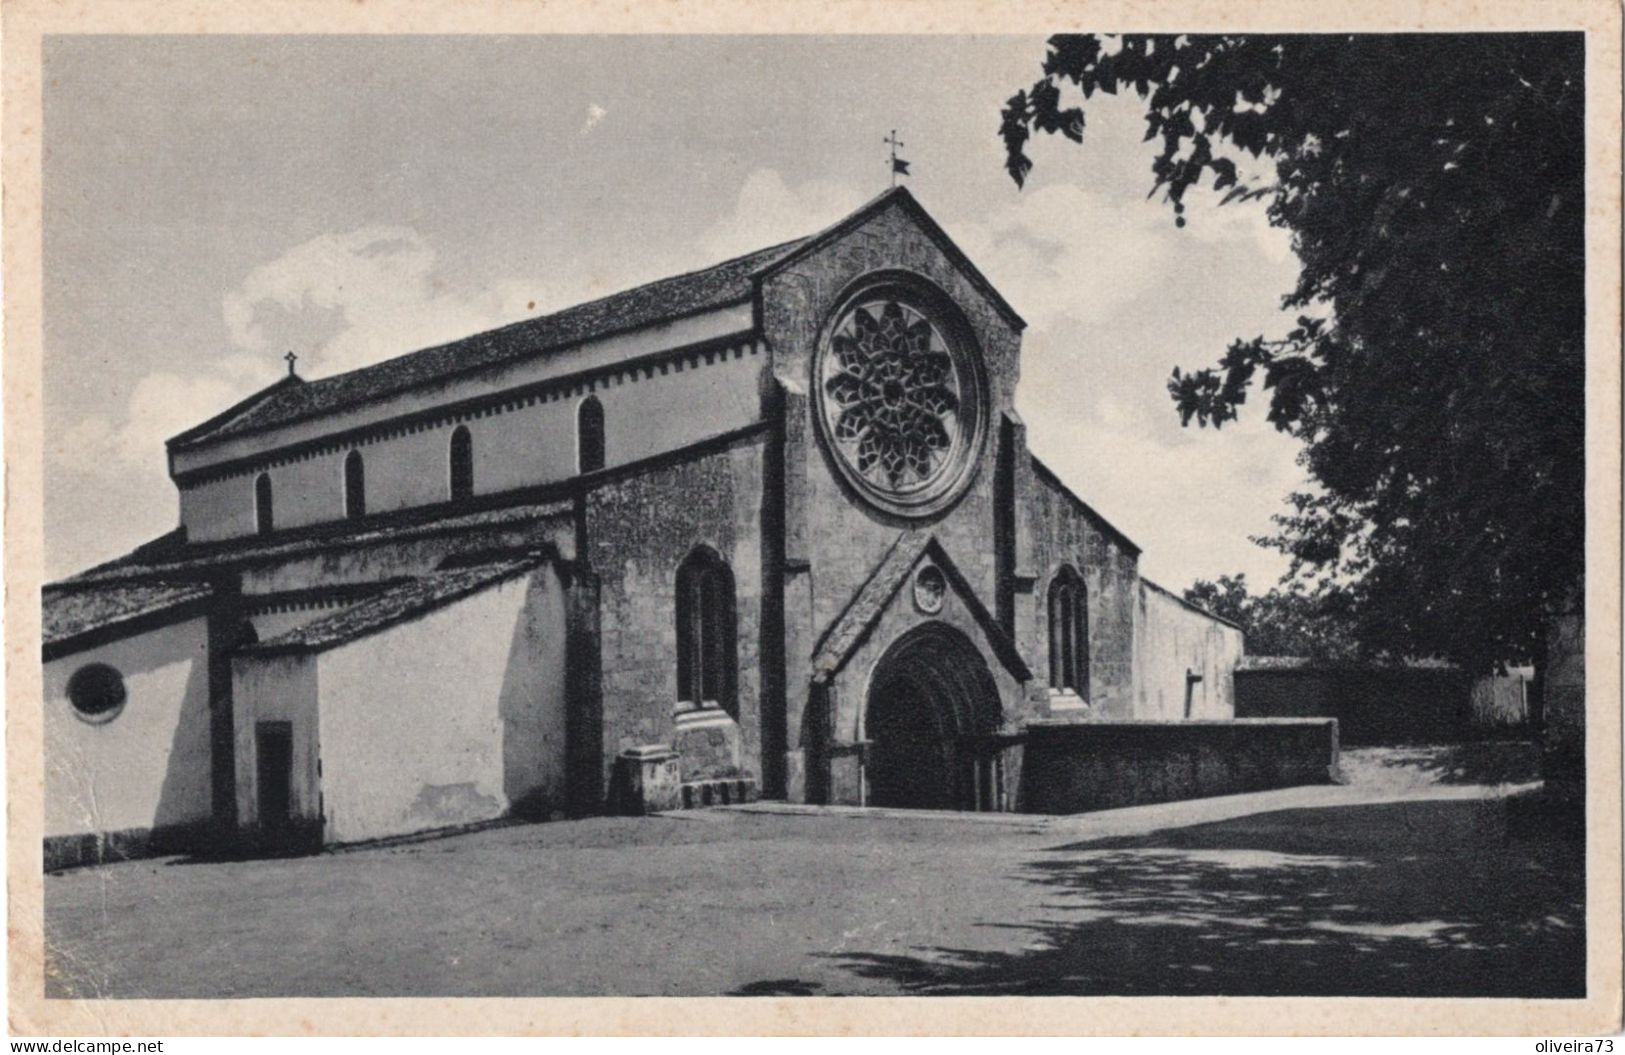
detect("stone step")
[680,778,758,810]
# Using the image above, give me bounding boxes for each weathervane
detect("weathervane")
[885,129,910,188]
[284,350,299,378]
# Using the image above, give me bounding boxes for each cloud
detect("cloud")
[222,225,545,380]
[697,169,861,262]
[47,226,558,578]
[1024,399,1307,590]
[918,130,1304,589]
[1179,184,1296,266]
[580,103,608,135]
[49,373,250,481]
[46,371,254,577]
[948,182,1180,332]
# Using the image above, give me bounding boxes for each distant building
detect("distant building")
[43,188,1243,865]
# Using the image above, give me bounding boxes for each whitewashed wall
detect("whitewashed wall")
[1133,582,1244,720]
[230,651,320,829]
[45,618,214,839]
[173,304,754,475]
[313,567,568,844]
[177,334,766,543]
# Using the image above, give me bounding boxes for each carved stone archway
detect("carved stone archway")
[863,622,1001,810]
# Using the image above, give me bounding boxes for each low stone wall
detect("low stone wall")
[1017,718,1339,815]
[1235,663,1533,744]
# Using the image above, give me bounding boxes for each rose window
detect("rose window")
[816,291,985,517]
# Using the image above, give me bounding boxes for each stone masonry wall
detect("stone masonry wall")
[1021,468,1141,719]
[762,200,1031,795]
[1019,718,1339,814]
[584,434,766,792]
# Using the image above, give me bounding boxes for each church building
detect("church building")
[43,188,1247,866]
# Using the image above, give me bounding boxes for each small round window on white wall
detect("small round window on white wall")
[67,662,127,724]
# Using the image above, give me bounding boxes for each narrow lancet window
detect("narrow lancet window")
[254,473,274,536]
[578,395,605,474]
[344,450,366,519]
[676,546,737,719]
[449,426,474,501]
[1047,566,1089,696]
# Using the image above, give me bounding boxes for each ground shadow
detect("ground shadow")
[1338,741,1542,787]
[827,796,1583,997]
[731,979,827,996]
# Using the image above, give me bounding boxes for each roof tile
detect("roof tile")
[60,501,567,587]
[243,558,543,655]
[177,238,805,447]
[43,581,214,648]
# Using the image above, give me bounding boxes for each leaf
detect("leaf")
[998,89,1034,187]
[1005,32,1584,666]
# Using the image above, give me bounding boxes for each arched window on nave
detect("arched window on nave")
[344,449,366,519]
[254,473,274,536]
[578,395,605,474]
[1047,565,1089,697]
[448,426,474,502]
[675,546,737,719]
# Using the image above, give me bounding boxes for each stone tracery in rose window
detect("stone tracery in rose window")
[823,300,961,491]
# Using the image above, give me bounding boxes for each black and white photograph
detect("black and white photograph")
[8,0,1620,1037]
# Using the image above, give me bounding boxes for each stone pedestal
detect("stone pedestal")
[617,744,682,815]
[825,740,872,806]
[680,777,759,808]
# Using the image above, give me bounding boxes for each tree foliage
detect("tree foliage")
[1003,34,1584,672]
[1183,574,1357,661]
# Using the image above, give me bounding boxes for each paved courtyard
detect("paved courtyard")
[44,745,1583,998]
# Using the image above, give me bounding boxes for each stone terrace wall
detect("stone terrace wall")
[1018,719,1339,814]
[1234,664,1531,745]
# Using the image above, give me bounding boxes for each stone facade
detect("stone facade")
[584,430,768,792]
[43,187,1249,859]
[756,196,1148,803]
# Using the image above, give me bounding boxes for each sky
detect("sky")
[42,34,1309,588]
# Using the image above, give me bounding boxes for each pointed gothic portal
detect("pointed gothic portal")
[863,623,1002,811]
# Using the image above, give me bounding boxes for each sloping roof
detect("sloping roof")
[169,185,1023,453]
[60,500,568,588]
[1140,577,1246,633]
[172,237,807,449]
[1030,454,1141,556]
[768,186,1025,331]
[43,581,214,658]
[242,557,544,656]
[64,418,771,591]
[810,531,1030,684]
[166,373,305,448]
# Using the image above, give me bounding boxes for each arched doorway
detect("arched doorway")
[863,623,1001,811]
